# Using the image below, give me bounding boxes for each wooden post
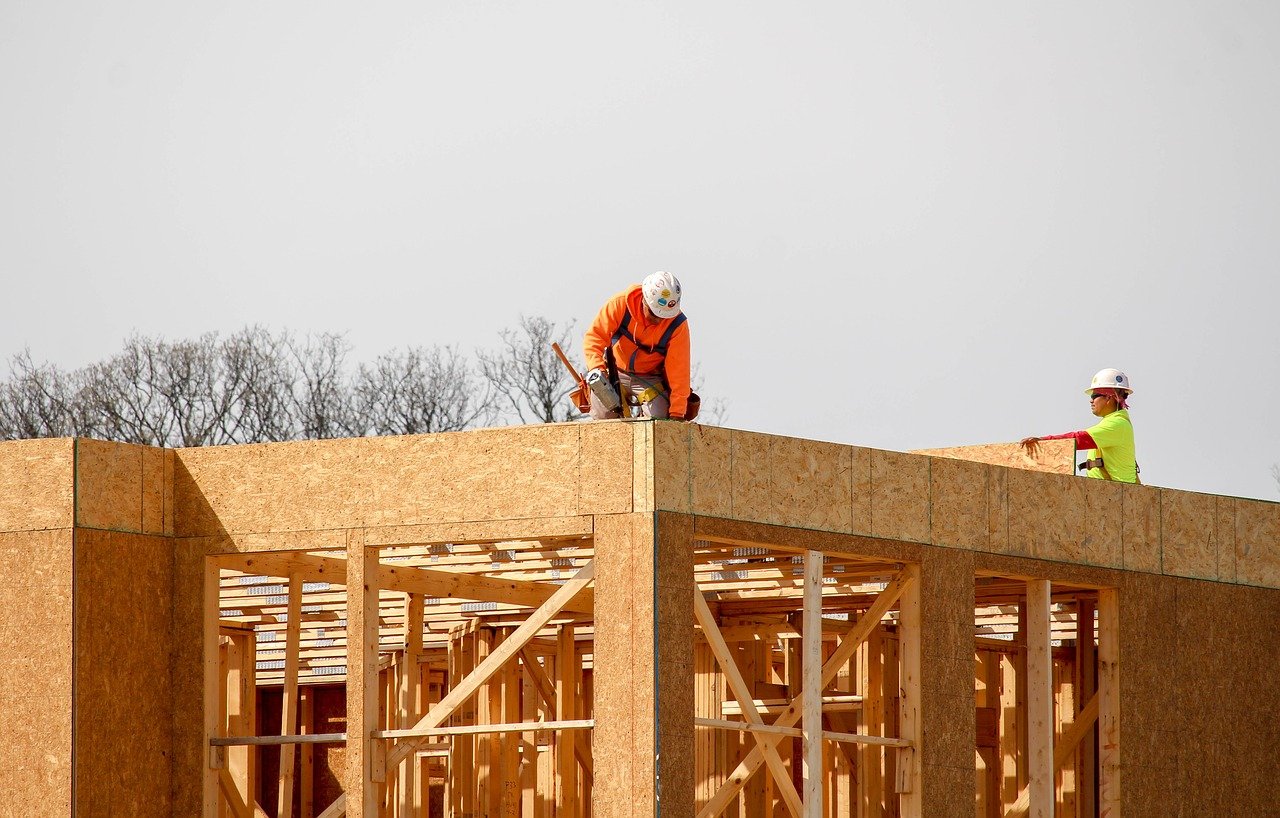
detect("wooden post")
[556,624,579,818]
[345,530,381,817]
[1026,580,1053,818]
[398,593,424,818]
[279,575,304,818]
[300,687,315,818]
[898,567,921,817]
[802,550,823,818]
[1097,589,1120,817]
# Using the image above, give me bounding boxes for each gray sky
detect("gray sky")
[2,2,1278,501]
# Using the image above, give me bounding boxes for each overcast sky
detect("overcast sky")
[2,2,1277,502]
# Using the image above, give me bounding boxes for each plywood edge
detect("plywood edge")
[911,440,1074,476]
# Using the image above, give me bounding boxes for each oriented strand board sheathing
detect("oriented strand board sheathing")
[728,430,773,523]
[1076,477,1124,568]
[1169,578,1280,815]
[169,544,208,815]
[652,419,691,514]
[653,512,695,814]
[0,437,74,532]
[76,437,145,532]
[175,425,599,536]
[851,445,873,535]
[1121,483,1162,573]
[769,436,853,532]
[1006,469,1088,563]
[0,525,73,816]
[592,513,651,818]
[870,448,931,543]
[0,528,74,591]
[629,419,653,513]
[74,528,174,814]
[0,691,72,814]
[141,444,174,536]
[1214,496,1236,582]
[1234,498,1280,589]
[929,456,990,551]
[690,424,732,518]
[578,421,635,515]
[1159,490,1218,581]
[910,439,1074,475]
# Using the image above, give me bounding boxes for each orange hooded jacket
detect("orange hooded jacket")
[583,285,691,418]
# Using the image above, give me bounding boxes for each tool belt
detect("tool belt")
[1078,458,1105,472]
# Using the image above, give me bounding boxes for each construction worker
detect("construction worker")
[582,271,696,421]
[1020,368,1139,483]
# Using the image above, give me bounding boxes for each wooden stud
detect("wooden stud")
[694,589,805,817]
[801,551,822,818]
[300,687,315,818]
[556,624,579,818]
[278,575,304,818]
[698,564,918,818]
[398,593,424,818]
[1025,580,1053,818]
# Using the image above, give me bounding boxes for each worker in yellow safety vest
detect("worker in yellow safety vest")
[1021,368,1139,483]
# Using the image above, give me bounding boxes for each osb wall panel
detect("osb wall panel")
[592,512,656,818]
[169,544,206,816]
[173,423,632,537]
[1168,578,1280,814]
[0,528,73,815]
[870,448,930,543]
[74,528,174,815]
[0,437,74,532]
[1121,483,1162,573]
[1235,498,1280,588]
[910,439,1075,475]
[919,547,976,817]
[76,438,173,536]
[1159,490,1218,581]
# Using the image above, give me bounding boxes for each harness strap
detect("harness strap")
[611,309,687,370]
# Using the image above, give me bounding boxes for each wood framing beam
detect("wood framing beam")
[1003,693,1100,818]
[802,550,823,818]
[226,549,593,612]
[694,589,804,817]
[694,718,910,748]
[697,564,919,818]
[1026,580,1053,818]
[398,592,424,818]
[278,575,303,818]
[317,559,595,818]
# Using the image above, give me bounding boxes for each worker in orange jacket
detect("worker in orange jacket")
[583,271,697,421]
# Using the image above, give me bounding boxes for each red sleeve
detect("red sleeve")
[1038,430,1097,448]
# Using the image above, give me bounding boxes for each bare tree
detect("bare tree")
[288,332,357,440]
[0,350,82,439]
[355,345,494,435]
[479,315,582,424]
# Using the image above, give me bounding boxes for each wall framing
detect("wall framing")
[0,422,1277,816]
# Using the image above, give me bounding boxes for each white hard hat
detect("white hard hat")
[641,271,682,319]
[1085,368,1133,395]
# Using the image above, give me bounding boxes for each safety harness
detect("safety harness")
[609,309,687,405]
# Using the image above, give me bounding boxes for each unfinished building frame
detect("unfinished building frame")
[2,421,1278,817]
